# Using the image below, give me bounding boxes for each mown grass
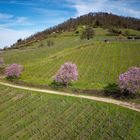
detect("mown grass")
[1,28,140,90]
[0,84,140,140]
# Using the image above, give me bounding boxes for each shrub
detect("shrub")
[17,38,22,43]
[118,67,140,94]
[124,30,130,36]
[5,64,23,78]
[81,26,94,40]
[54,62,78,86]
[75,31,79,34]
[108,28,122,35]
[104,83,120,97]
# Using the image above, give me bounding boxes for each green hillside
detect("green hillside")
[1,28,140,90]
[8,12,140,47]
[0,84,140,140]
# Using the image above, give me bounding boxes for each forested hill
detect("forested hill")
[10,12,140,48]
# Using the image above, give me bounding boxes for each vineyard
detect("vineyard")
[1,28,140,90]
[20,41,140,89]
[0,84,140,140]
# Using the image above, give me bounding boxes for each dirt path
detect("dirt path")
[0,81,140,112]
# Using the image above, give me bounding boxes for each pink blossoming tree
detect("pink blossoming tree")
[5,64,23,78]
[54,62,78,86]
[118,67,140,94]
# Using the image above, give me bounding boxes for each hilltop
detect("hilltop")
[7,12,140,49]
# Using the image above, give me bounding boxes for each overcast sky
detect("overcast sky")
[0,0,140,48]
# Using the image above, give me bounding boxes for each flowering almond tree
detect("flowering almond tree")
[54,62,78,86]
[5,64,23,78]
[118,67,140,94]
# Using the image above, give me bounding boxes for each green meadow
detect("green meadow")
[0,85,140,140]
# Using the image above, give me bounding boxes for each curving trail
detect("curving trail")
[0,81,140,112]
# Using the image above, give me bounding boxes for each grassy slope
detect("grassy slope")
[21,41,140,89]
[1,28,140,90]
[0,84,140,140]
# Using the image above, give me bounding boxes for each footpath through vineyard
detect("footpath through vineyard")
[0,81,140,112]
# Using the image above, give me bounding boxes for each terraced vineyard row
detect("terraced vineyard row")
[0,85,140,140]
[21,41,140,89]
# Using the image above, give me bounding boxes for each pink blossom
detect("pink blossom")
[118,67,140,93]
[54,62,78,86]
[5,64,23,78]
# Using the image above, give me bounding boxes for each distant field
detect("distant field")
[2,28,140,89]
[0,85,140,140]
